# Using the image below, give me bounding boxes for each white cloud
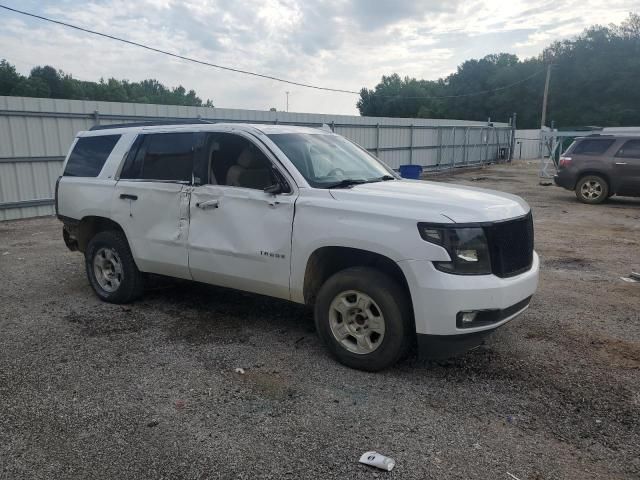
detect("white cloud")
[0,0,635,115]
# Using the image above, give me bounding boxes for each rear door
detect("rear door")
[111,131,198,279]
[188,131,297,299]
[614,139,640,195]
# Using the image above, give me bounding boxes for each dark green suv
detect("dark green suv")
[554,135,640,204]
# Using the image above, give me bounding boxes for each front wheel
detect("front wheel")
[575,175,608,204]
[85,230,144,303]
[314,267,412,371]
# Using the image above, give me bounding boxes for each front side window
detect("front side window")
[120,132,195,182]
[570,139,615,156]
[202,133,276,190]
[616,140,640,158]
[63,135,120,177]
[267,133,393,188]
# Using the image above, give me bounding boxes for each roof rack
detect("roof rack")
[89,119,215,131]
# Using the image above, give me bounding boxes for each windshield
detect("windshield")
[267,133,395,188]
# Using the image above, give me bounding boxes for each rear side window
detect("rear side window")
[616,139,640,158]
[63,135,120,177]
[570,139,615,155]
[120,133,195,182]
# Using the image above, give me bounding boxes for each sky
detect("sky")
[0,0,636,115]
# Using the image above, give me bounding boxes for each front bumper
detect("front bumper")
[416,330,495,359]
[398,252,539,343]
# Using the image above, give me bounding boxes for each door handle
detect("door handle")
[196,199,219,209]
[615,162,627,165]
[119,194,138,201]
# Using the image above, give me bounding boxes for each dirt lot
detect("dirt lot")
[1,161,639,479]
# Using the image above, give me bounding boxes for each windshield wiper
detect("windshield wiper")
[323,179,368,189]
[370,175,396,182]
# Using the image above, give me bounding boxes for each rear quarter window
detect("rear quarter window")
[616,139,640,158]
[570,139,615,156]
[63,135,121,177]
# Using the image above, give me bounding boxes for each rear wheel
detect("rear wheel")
[85,230,144,303]
[314,267,412,371]
[575,175,608,204]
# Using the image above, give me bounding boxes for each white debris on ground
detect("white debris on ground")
[359,451,395,471]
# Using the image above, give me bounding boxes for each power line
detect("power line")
[0,4,360,94]
[0,4,546,100]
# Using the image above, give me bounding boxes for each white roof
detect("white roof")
[79,122,330,137]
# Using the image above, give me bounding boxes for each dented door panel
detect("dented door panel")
[188,185,295,299]
[111,181,192,279]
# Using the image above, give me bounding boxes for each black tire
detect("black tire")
[314,267,412,371]
[575,175,609,204]
[85,230,144,303]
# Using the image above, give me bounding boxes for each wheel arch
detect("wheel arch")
[576,170,613,192]
[302,246,413,311]
[64,215,128,253]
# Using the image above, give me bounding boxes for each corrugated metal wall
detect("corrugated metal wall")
[0,95,512,220]
[514,129,542,160]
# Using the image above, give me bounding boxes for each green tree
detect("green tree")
[0,60,214,107]
[357,13,640,128]
[0,60,21,95]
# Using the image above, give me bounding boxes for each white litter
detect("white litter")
[359,451,395,471]
[620,276,638,283]
[507,473,522,480]
[234,368,245,375]
[2,252,9,256]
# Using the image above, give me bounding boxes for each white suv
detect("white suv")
[56,122,539,371]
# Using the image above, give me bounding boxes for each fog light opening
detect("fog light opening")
[460,311,478,324]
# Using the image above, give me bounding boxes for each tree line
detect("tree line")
[1,13,638,126]
[0,62,213,107]
[357,14,640,129]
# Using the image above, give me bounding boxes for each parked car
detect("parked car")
[56,122,539,371]
[554,134,640,204]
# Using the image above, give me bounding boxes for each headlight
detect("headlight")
[418,223,491,275]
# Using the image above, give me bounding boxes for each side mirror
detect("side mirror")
[264,182,283,195]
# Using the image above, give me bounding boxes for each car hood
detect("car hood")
[329,179,530,223]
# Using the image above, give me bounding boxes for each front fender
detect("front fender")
[289,198,449,303]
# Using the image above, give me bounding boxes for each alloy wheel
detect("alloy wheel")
[328,290,386,354]
[93,247,123,292]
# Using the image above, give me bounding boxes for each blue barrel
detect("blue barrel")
[399,164,423,179]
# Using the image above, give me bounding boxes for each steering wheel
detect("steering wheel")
[326,167,346,177]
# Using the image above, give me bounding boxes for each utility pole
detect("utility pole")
[285,91,290,112]
[540,64,551,128]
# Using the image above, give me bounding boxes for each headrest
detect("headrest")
[237,147,261,168]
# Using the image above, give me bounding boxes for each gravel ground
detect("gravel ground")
[1,161,639,480]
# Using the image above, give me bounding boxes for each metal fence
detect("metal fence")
[514,129,543,160]
[0,95,512,220]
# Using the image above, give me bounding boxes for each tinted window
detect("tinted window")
[571,139,615,155]
[121,133,195,182]
[203,133,275,190]
[63,135,120,177]
[616,139,640,158]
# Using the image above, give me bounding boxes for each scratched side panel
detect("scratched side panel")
[111,181,191,279]
[188,185,295,299]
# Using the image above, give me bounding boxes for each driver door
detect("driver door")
[188,132,297,300]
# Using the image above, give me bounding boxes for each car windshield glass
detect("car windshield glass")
[267,133,394,188]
